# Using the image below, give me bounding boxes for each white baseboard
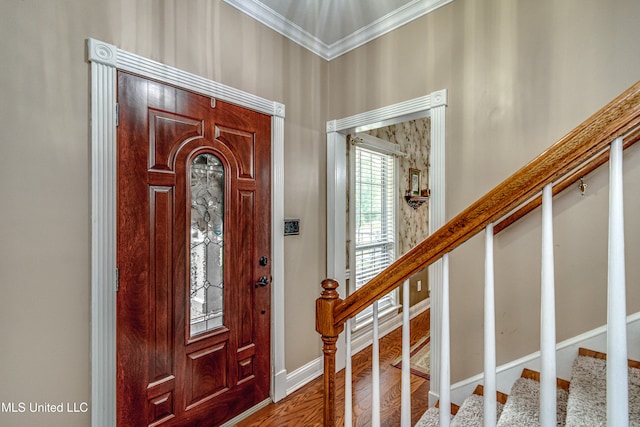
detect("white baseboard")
[285,299,431,396]
[286,356,324,395]
[219,397,272,427]
[273,368,288,402]
[441,311,640,405]
[287,307,640,410]
[428,390,439,407]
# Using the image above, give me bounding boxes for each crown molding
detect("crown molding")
[326,0,453,60]
[223,0,453,61]
[223,0,331,59]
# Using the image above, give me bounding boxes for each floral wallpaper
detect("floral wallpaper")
[367,117,431,256]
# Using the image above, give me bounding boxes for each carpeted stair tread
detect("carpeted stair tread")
[450,393,505,427]
[414,406,448,427]
[415,350,639,426]
[496,377,568,427]
[565,355,640,427]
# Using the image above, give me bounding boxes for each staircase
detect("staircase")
[316,81,640,427]
[416,349,640,427]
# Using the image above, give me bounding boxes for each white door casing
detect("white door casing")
[326,90,446,401]
[87,38,287,426]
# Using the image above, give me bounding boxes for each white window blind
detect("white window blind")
[352,146,396,323]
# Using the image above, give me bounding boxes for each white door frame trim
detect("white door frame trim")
[326,89,446,397]
[87,38,287,426]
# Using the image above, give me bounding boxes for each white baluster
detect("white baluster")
[607,136,628,427]
[372,301,380,427]
[401,279,411,427]
[440,254,451,427]
[429,258,443,407]
[540,184,557,427]
[345,318,353,427]
[484,224,497,427]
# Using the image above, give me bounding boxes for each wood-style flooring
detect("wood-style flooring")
[237,309,431,427]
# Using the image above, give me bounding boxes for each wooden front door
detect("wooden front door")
[116,71,271,427]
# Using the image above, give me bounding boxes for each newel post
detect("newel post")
[316,279,344,427]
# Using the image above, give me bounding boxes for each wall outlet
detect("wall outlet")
[417,280,422,292]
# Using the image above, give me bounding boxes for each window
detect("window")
[349,142,398,326]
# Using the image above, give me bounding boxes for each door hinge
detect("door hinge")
[116,268,120,292]
[115,103,119,126]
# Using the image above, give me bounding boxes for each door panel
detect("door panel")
[117,71,271,427]
[185,343,228,406]
[216,126,256,179]
[149,185,174,383]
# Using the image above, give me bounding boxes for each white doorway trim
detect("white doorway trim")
[326,89,446,400]
[87,38,287,426]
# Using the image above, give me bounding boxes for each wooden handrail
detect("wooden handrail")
[494,126,640,234]
[316,80,640,426]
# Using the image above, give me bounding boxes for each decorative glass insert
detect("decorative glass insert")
[189,153,224,336]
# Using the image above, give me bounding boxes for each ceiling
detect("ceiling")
[223,0,453,60]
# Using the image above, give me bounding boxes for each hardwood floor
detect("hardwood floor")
[237,309,431,427]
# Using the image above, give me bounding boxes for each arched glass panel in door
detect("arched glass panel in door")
[189,153,224,337]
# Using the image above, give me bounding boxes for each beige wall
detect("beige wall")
[328,0,640,382]
[0,1,326,426]
[2,1,640,425]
